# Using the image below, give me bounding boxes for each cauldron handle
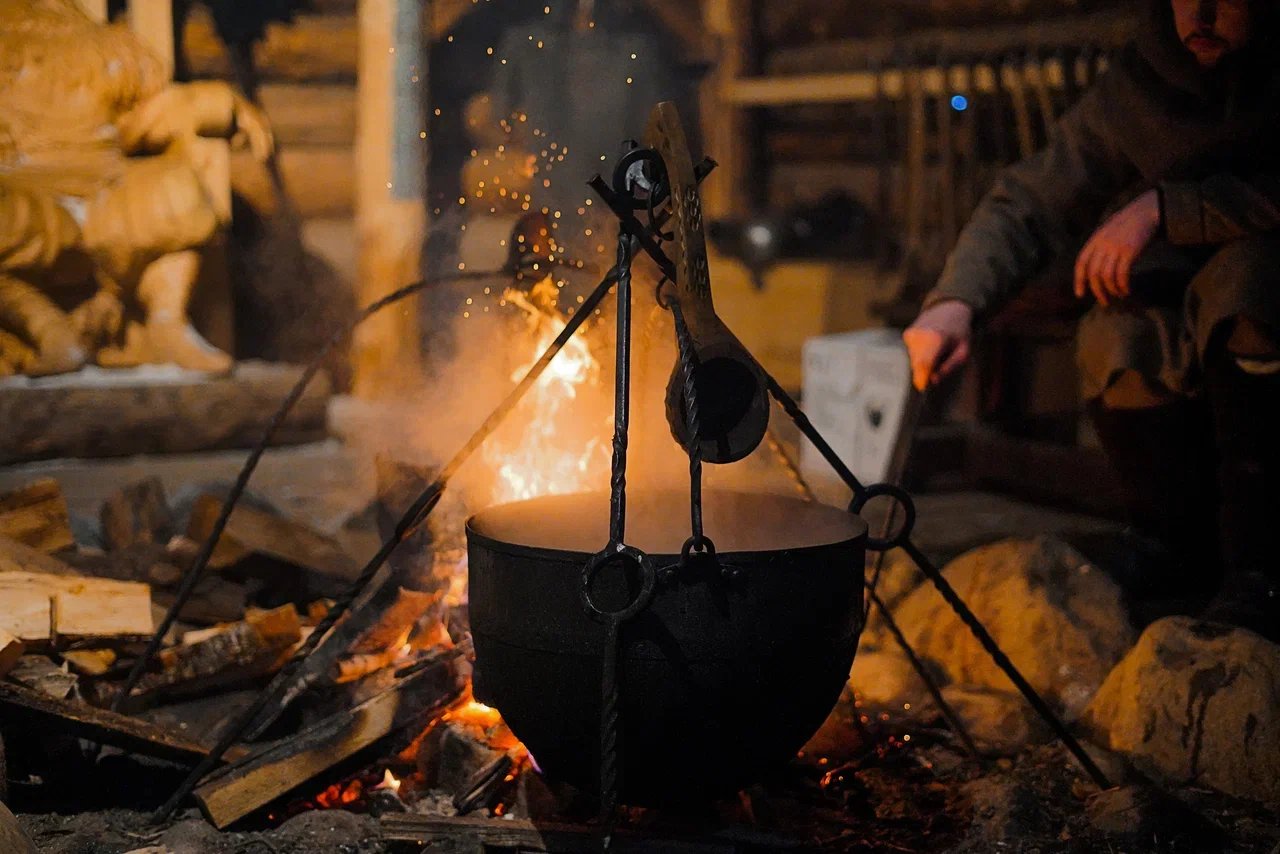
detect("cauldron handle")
[580,544,656,832]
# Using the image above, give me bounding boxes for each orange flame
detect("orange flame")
[481,278,608,504]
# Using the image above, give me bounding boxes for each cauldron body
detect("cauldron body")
[466,490,867,804]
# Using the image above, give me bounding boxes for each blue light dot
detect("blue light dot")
[950,94,969,112]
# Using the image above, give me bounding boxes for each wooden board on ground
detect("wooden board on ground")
[378,814,807,853]
[0,569,152,643]
[0,681,248,765]
[0,361,331,465]
[187,494,358,582]
[193,658,462,828]
[0,479,74,553]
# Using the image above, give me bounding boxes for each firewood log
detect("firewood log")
[120,605,302,704]
[0,479,74,553]
[192,657,462,828]
[186,494,359,590]
[99,477,174,552]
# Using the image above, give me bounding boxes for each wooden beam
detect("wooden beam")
[723,60,1084,107]
[352,0,426,397]
[0,480,75,554]
[0,681,248,765]
[127,0,175,77]
[193,658,461,828]
[0,361,331,465]
[74,0,108,22]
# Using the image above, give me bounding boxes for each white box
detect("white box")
[800,329,911,490]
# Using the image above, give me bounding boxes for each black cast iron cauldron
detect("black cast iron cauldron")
[466,489,867,804]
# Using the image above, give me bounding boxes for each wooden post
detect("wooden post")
[700,0,755,219]
[353,0,427,398]
[127,0,175,77]
[75,0,108,23]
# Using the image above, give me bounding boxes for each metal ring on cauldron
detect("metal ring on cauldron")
[849,483,917,551]
[580,545,658,623]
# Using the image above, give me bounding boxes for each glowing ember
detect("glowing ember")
[480,276,608,504]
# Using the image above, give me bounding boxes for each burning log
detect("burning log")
[0,681,249,766]
[0,628,24,677]
[0,479,74,554]
[191,656,463,828]
[114,605,302,706]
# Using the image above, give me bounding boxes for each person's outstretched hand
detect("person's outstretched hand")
[1074,189,1160,306]
[902,300,974,391]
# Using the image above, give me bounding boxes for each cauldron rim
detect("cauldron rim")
[466,488,868,561]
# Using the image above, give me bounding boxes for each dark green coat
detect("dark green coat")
[925,0,1280,321]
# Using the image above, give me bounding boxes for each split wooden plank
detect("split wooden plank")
[0,681,248,765]
[187,494,359,582]
[0,479,74,553]
[193,658,462,828]
[378,815,807,853]
[0,570,152,643]
[120,605,302,704]
[0,628,23,677]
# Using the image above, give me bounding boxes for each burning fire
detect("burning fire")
[481,276,608,504]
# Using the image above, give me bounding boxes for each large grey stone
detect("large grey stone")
[1081,617,1280,808]
[888,536,1134,718]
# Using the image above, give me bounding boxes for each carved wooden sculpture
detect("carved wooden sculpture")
[0,0,272,376]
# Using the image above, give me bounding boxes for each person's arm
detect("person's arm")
[1160,172,1280,245]
[904,80,1135,390]
[924,82,1135,320]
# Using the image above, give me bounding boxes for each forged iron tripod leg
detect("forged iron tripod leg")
[864,583,983,761]
[743,336,1113,790]
[762,414,983,761]
[150,265,623,822]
